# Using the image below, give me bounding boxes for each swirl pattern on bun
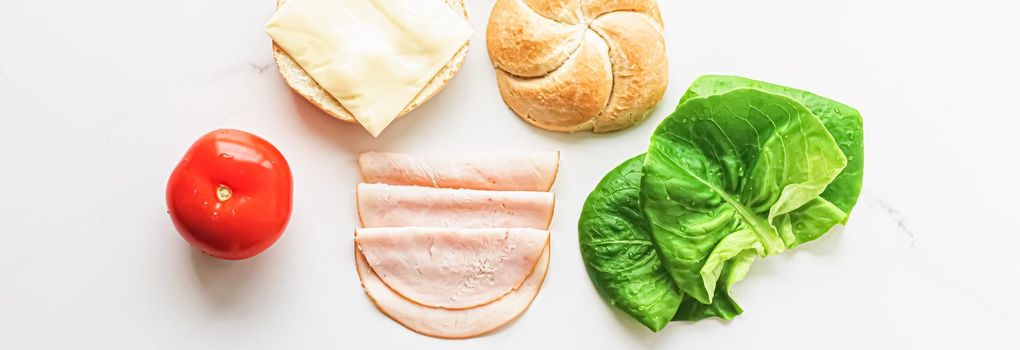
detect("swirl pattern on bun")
[487,0,668,133]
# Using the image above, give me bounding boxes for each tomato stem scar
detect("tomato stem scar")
[216,185,232,202]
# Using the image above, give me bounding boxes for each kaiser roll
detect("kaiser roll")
[486,0,668,133]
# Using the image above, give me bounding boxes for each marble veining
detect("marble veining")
[869,197,918,250]
[249,61,274,74]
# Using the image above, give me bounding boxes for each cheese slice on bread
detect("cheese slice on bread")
[267,0,472,136]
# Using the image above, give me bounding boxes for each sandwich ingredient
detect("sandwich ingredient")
[357,183,555,229]
[353,152,559,338]
[487,0,667,132]
[166,129,293,260]
[578,155,681,331]
[359,151,560,191]
[354,243,550,339]
[356,227,549,309]
[679,76,865,218]
[269,0,470,124]
[578,76,863,331]
[579,155,746,331]
[642,88,848,304]
[266,0,472,137]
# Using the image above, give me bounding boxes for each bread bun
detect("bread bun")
[271,0,470,123]
[486,0,667,133]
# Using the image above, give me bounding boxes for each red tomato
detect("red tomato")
[166,129,293,260]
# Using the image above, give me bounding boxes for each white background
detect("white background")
[1,0,1019,348]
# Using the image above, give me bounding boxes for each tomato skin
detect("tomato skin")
[166,129,293,260]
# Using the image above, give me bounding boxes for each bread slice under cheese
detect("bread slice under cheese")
[269,0,470,125]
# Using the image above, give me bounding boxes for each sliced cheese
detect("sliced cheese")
[354,242,550,339]
[359,151,560,191]
[265,0,473,137]
[356,183,555,229]
[356,227,549,309]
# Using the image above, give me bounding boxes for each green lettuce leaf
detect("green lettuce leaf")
[577,76,865,329]
[579,155,682,332]
[673,248,755,321]
[680,75,864,221]
[641,88,848,305]
[580,155,757,330]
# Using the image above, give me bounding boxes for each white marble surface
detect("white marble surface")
[1,0,1019,348]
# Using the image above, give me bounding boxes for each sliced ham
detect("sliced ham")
[355,227,550,309]
[355,243,550,339]
[357,183,555,229]
[359,151,560,191]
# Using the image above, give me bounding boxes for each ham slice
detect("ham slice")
[357,183,555,229]
[359,151,560,191]
[355,227,550,309]
[355,243,550,339]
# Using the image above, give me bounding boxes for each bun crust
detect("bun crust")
[486,0,667,133]
[271,0,470,123]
